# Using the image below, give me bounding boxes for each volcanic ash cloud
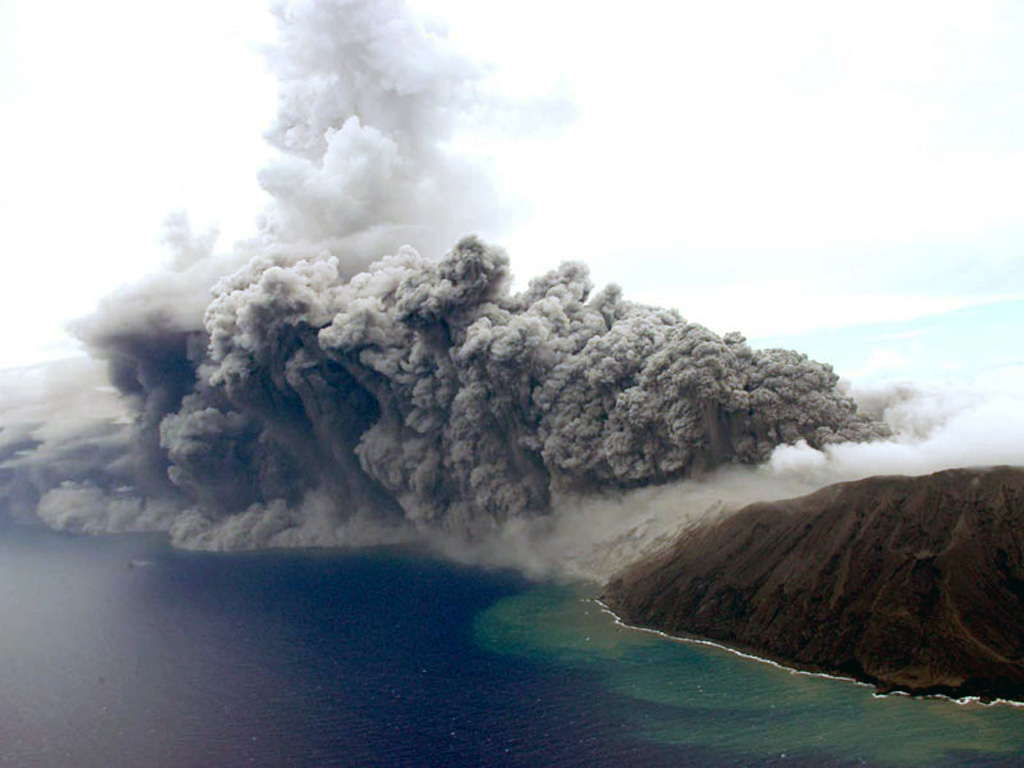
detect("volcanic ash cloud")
[5,235,884,551]
[0,0,888,557]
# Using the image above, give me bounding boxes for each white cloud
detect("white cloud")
[0,0,277,367]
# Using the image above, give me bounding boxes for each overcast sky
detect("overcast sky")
[2,0,1022,382]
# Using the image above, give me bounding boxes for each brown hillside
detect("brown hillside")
[603,466,1024,700]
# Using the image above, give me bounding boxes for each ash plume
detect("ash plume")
[2,232,885,551]
[0,0,960,570]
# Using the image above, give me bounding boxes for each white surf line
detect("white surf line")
[870,688,1024,709]
[588,598,1024,709]
[588,598,868,687]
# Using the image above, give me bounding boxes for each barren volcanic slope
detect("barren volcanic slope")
[604,466,1024,700]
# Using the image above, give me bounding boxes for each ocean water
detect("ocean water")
[1,527,1023,767]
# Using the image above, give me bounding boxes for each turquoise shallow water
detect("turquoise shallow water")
[475,582,1024,766]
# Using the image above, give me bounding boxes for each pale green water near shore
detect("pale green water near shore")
[475,583,1024,766]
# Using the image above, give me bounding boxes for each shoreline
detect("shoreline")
[590,598,1024,710]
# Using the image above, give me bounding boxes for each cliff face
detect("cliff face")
[603,466,1024,700]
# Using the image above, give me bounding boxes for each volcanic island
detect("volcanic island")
[603,466,1024,701]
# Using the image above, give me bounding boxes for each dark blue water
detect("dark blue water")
[2,527,1023,767]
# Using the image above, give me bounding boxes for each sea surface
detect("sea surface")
[2,526,1023,767]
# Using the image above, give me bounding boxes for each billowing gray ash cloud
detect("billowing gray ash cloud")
[22,235,885,551]
[172,237,884,548]
[0,0,885,553]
